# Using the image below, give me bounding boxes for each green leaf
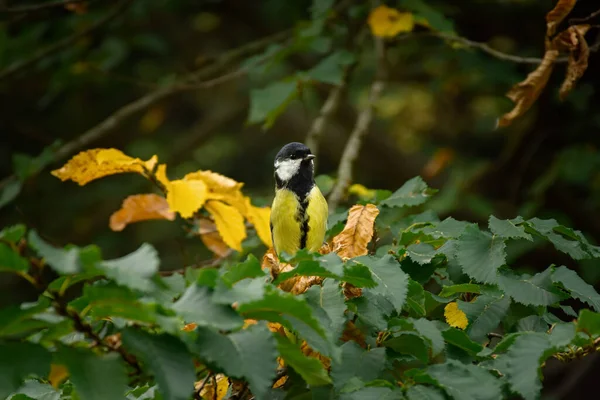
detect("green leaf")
[488,216,532,241]
[381,176,437,208]
[439,284,481,298]
[516,316,548,332]
[456,225,506,284]
[421,217,473,239]
[577,309,600,337]
[304,279,346,342]
[0,342,51,399]
[237,287,327,340]
[59,347,127,400]
[330,342,386,390]
[0,224,26,242]
[0,180,22,210]
[122,329,195,400]
[411,318,445,356]
[221,254,265,284]
[305,51,355,85]
[400,257,437,284]
[492,333,553,400]
[442,328,483,355]
[0,297,52,338]
[353,255,409,312]
[276,336,331,386]
[497,269,563,306]
[213,277,267,305]
[28,231,80,274]
[406,385,446,400]
[549,323,576,348]
[353,292,391,331]
[248,80,297,128]
[76,282,158,324]
[406,243,436,265]
[552,266,600,312]
[10,380,59,400]
[97,244,159,292]
[192,323,278,398]
[173,284,243,330]
[526,218,594,260]
[426,360,502,400]
[404,279,426,317]
[0,242,29,273]
[458,295,510,342]
[339,387,402,400]
[384,332,430,362]
[275,257,375,288]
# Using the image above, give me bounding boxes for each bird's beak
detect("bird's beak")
[305,154,316,160]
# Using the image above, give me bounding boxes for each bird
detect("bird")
[270,142,328,257]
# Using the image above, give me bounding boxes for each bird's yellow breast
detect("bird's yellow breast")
[270,185,328,256]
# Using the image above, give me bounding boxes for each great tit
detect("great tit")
[270,142,328,257]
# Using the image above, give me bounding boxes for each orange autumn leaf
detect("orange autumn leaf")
[51,148,157,186]
[444,302,468,330]
[368,5,414,38]
[545,0,577,38]
[182,323,198,332]
[109,194,175,231]
[497,48,559,128]
[205,200,247,252]
[49,364,69,388]
[332,204,380,259]
[422,148,455,179]
[556,25,591,100]
[197,218,231,257]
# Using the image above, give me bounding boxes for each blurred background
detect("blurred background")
[1,0,599,397]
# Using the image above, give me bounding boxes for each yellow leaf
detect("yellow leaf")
[444,302,468,330]
[367,5,414,38]
[109,193,175,231]
[51,148,157,186]
[197,218,231,257]
[184,170,243,193]
[205,200,247,251]
[49,364,69,388]
[348,184,376,200]
[246,203,273,248]
[332,204,380,259]
[156,164,208,218]
[198,374,228,400]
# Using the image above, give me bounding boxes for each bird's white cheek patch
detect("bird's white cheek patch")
[275,159,302,182]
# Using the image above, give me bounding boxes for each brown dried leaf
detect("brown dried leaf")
[197,374,228,400]
[197,218,231,257]
[497,48,559,127]
[556,25,591,99]
[300,341,331,370]
[343,282,362,300]
[340,321,367,348]
[109,194,175,231]
[546,0,577,38]
[422,148,455,179]
[332,204,380,259]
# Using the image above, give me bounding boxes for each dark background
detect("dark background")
[1,1,599,397]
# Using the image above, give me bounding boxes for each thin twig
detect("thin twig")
[1,0,86,13]
[569,8,600,24]
[328,37,386,213]
[195,373,213,400]
[52,294,143,375]
[304,66,354,159]
[0,0,132,81]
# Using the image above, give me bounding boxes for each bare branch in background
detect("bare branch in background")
[0,0,132,81]
[0,30,290,192]
[0,0,87,13]
[328,38,386,213]
[304,67,354,160]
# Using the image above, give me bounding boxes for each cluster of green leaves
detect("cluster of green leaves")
[2,176,600,400]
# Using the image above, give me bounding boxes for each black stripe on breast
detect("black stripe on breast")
[298,195,310,249]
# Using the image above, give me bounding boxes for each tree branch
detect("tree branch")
[0,0,132,81]
[328,38,386,212]
[1,0,86,13]
[304,66,354,160]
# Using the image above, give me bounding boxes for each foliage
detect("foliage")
[4,167,600,400]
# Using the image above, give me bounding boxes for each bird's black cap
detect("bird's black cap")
[275,142,313,162]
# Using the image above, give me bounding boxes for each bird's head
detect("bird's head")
[274,142,315,186]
